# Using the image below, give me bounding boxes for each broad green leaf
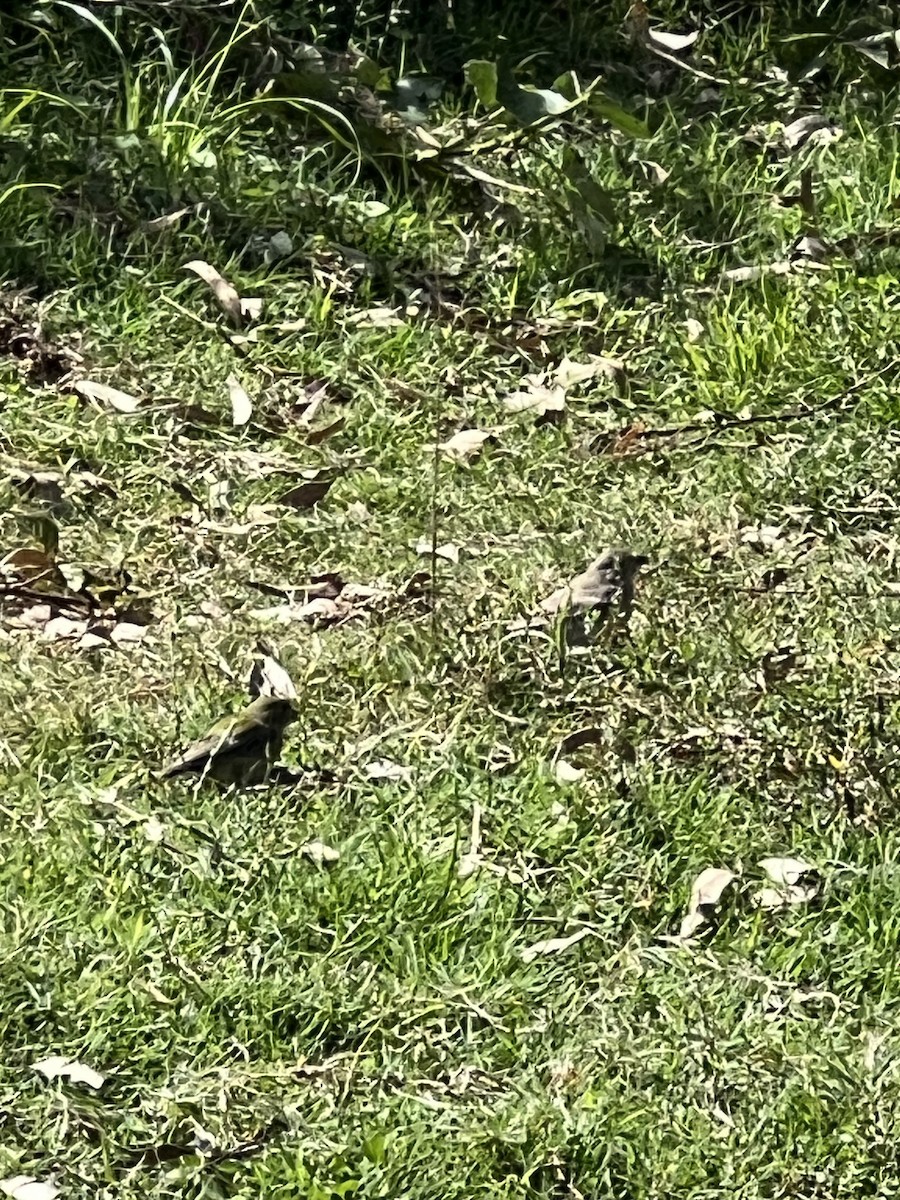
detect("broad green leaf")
[499,82,570,125]
[590,96,651,138]
[464,59,498,108]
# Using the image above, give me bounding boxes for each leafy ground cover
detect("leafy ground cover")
[3,1,900,1196]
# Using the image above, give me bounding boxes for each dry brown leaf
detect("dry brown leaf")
[278,474,335,509]
[43,615,87,640]
[521,926,591,963]
[552,355,624,389]
[755,884,816,910]
[759,856,816,887]
[33,1054,105,1089]
[73,379,143,413]
[183,259,243,327]
[306,418,345,446]
[227,374,253,427]
[438,429,495,464]
[673,866,737,942]
[505,382,566,425]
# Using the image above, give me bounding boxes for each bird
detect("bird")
[561,547,649,650]
[161,695,296,787]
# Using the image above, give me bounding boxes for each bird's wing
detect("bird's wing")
[164,712,268,775]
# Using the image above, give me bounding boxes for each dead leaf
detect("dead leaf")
[673,866,736,943]
[1,547,65,589]
[438,429,495,464]
[415,539,459,564]
[249,579,387,629]
[521,926,592,963]
[685,318,704,342]
[364,759,412,782]
[240,297,264,322]
[183,259,243,327]
[458,801,483,878]
[43,615,87,640]
[278,474,335,509]
[300,840,340,866]
[249,645,298,700]
[0,1178,59,1200]
[143,816,165,843]
[33,1054,105,1089]
[145,207,189,232]
[645,26,699,52]
[348,306,405,327]
[505,382,566,425]
[73,379,143,413]
[754,856,819,910]
[722,261,793,283]
[782,114,841,153]
[227,374,253,427]
[306,418,345,446]
[759,856,816,887]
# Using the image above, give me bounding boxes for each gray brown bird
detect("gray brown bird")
[162,695,296,787]
[563,547,648,647]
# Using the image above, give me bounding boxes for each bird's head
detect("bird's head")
[594,547,649,576]
[252,695,298,728]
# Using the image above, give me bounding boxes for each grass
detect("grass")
[3,1,900,1196]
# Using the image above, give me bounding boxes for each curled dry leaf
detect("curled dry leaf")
[300,840,340,866]
[505,382,566,425]
[306,418,345,446]
[145,207,189,232]
[521,925,592,963]
[73,379,142,413]
[33,1054,105,1089]
[645,26,699,52]
[183,259,243,327]
[227,374,253,427]
[278,473,335,509]
[754,856,819,910]
[438,428,495,464]
[674,866,737,943]
[349,306,405,327]
[759,856,817,887]
[0,1178,59,1200]
[240,297,264,322]
[249,581,387,628]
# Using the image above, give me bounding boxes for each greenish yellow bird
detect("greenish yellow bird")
[162,695,296,787]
